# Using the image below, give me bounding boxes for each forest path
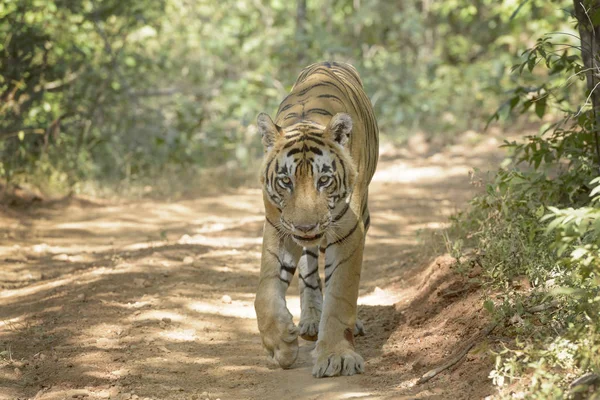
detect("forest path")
[0,134,503,400]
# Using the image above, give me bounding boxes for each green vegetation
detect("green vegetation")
[0,0,570,195]
[4,0,600,396]
[450,0,600,397]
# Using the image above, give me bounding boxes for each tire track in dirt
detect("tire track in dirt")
[0,135,504,400]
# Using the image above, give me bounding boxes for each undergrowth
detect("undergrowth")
[450,3,600,398]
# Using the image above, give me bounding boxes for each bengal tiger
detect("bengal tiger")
[254,61,378,377]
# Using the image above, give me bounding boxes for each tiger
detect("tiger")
[254,61,378,378]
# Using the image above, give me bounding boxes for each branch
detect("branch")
[417,301,560,384]
[417,321,498,384]
[33,68,84,93]
[130,88,179,97]
[0,127,45,140]
[90,0,133,98]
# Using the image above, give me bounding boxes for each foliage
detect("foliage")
[452,1,600,397]
[0,0,576,195]
[461,169,600,398]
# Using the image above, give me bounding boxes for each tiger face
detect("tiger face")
[258,112,357,247]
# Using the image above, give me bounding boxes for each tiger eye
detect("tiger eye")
[281,177,291,184]
[319,176,331,184]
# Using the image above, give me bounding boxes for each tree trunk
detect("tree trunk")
[573,0,600,172]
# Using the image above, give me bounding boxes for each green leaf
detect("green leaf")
[592,8,600,26]
[545,216,564,232]
[527,57,536,72]
[571,247,588,260]
[535,205,545,218]
[484,299,495,314]
[535,97,547,118]
[509,96,520,111]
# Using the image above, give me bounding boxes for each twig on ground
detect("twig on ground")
[416,301,560,385]
[416,321,498,385]
[526,300,559,313]
[570,372,599,388]
[569,372,600,400]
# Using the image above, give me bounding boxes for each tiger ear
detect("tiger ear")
[257,113,282,152]
[325,113,353,147]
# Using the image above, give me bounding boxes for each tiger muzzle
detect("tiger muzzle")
[288,220,331,245]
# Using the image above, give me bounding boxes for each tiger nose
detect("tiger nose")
[294,224,318,233]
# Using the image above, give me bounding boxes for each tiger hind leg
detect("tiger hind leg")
[298,247,365,342]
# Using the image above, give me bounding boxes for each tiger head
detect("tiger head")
[257,112,357,247]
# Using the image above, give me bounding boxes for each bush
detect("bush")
[452,2,600,396]
[0,0,574,195]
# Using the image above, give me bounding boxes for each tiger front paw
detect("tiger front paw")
[259,318,299,369]
[312,344,365,377]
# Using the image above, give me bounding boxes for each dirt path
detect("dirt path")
[0,135,504,400]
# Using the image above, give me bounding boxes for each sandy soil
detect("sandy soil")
[0,134,505,400]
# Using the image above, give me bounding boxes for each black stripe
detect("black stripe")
[319,247,326,253]
[304,267,319,278]
[281,132,325,147]
[305,136,325,146]
[281,264,296,274]
[267,249,297,276]
[283,139,300,149]
[333,177,341,197]
[287,148,302,156]
[307,108,333,117]
[332,203,349,223]
[303,250,318,258]
[360,197,368,218]
[324,247,359,285]
[306,79,342,94]
[279,103,294,113]
[265,157,274,178]
[279,93,293,109]
[266,217,281,233]
[269,161,277,189]
[279,276,291,285]
[284,113,299,120]
[309,146,323,155]
[297,83,330,96]
[299,275,320,290]
[317,94,342,101]
[304,130,324,137]
[364,214,370,230]
[339,156,348,193]
[327,220,360,247]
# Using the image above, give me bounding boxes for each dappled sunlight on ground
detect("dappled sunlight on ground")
[0,137,506,399]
